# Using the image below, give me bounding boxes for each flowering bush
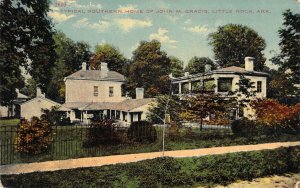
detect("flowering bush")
[251,99,300,133]
[16,116,52,154]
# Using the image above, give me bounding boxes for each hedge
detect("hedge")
[2,146,299,187]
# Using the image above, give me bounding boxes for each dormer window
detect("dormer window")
[109,87,114,97]
[94,86,98,96]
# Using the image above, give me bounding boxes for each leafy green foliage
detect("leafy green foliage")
[3,146,300,187]
[147,95,187,124]
[127,121,157,143]
[184,56,216,74]
[272,10,300,84]
[16,116,52,155]
[180,94,230,129]
[47,32,91,102]
[84,119,121,147]
[169,56,184,77]
[125,40,171,97]
[231,118,258,137]
[0,0,57,106]
[208,24,266,71]
[89,43,128,74]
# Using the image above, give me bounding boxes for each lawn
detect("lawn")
[1,124,300,165]
[2,146,299,187]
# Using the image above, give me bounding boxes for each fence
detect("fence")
[0,123,232,165]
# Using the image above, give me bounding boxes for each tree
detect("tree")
[125,40,171,97]
[169,56,184,77]
[0,0,56,106]
[147,95,187,124]
[47,32,91,102]
[272,10,300,84]
[20,78,37,99]
[180,94,230,130]
[89,43,127,74]
[229,75,257,118]
[208,24,266,71]
[184,57,216,74]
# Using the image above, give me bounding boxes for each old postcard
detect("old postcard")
[0,0,299,187]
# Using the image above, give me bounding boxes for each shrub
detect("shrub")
[127,121,157,142]
[16,116,52,155]
[231,118,258,137]
[84,119,120,147]
[3,146,300,187]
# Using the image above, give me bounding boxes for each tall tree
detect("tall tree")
[0,0,56,106]
[208,24,266,71]
[272,10,300,84]
[126,40,171,97]
[184,57,216,74]
[47,32,91,102]
[89,43,127,74]
[169,56,184,77]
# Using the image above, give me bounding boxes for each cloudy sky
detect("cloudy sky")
[49,0,299,68]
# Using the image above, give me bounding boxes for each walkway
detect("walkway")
[1,141,300,175]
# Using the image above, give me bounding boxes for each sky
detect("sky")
[49,0,300,68]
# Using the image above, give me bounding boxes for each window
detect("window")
[109,86,114,97]
[257,81,262,93]
[93,86,98,96]
[217,78,232,92]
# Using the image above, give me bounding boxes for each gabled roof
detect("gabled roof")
[65,70,125,82]
[17,92,28,99]
[20,96,61,106]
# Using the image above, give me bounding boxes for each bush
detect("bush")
[84,119,121,147]
[231,118,258,137]
[16,116,52,155]
[127,121,157,142]
[3,146,300,187]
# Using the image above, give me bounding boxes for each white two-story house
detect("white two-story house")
[171,57,268,119]
[61,62,154,124]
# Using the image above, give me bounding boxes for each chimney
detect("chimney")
[205,64,211,72]
[136,88,144,99]
[184,72,189,77]
[36,87,45,98]
[101,62,108,78]
[245,57,254,71]
[82,62,87,71]
[169,73,173,78]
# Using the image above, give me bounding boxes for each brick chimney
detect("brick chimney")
[136,88,144,99]
[81,62,87,71]
[205,64,211,72]
[101,62,108,78]
[245,57,254,71]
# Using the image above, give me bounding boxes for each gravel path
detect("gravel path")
[1,141,299,175]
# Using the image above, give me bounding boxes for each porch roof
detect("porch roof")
[62,98,155,112]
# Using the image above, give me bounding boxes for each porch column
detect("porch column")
[188,81,192,93]
[214,76,218,93]
[178,83,182,94]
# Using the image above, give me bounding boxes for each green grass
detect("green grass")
[0,119,19,126]
[1,125,300,165]
[2,146,299,187]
